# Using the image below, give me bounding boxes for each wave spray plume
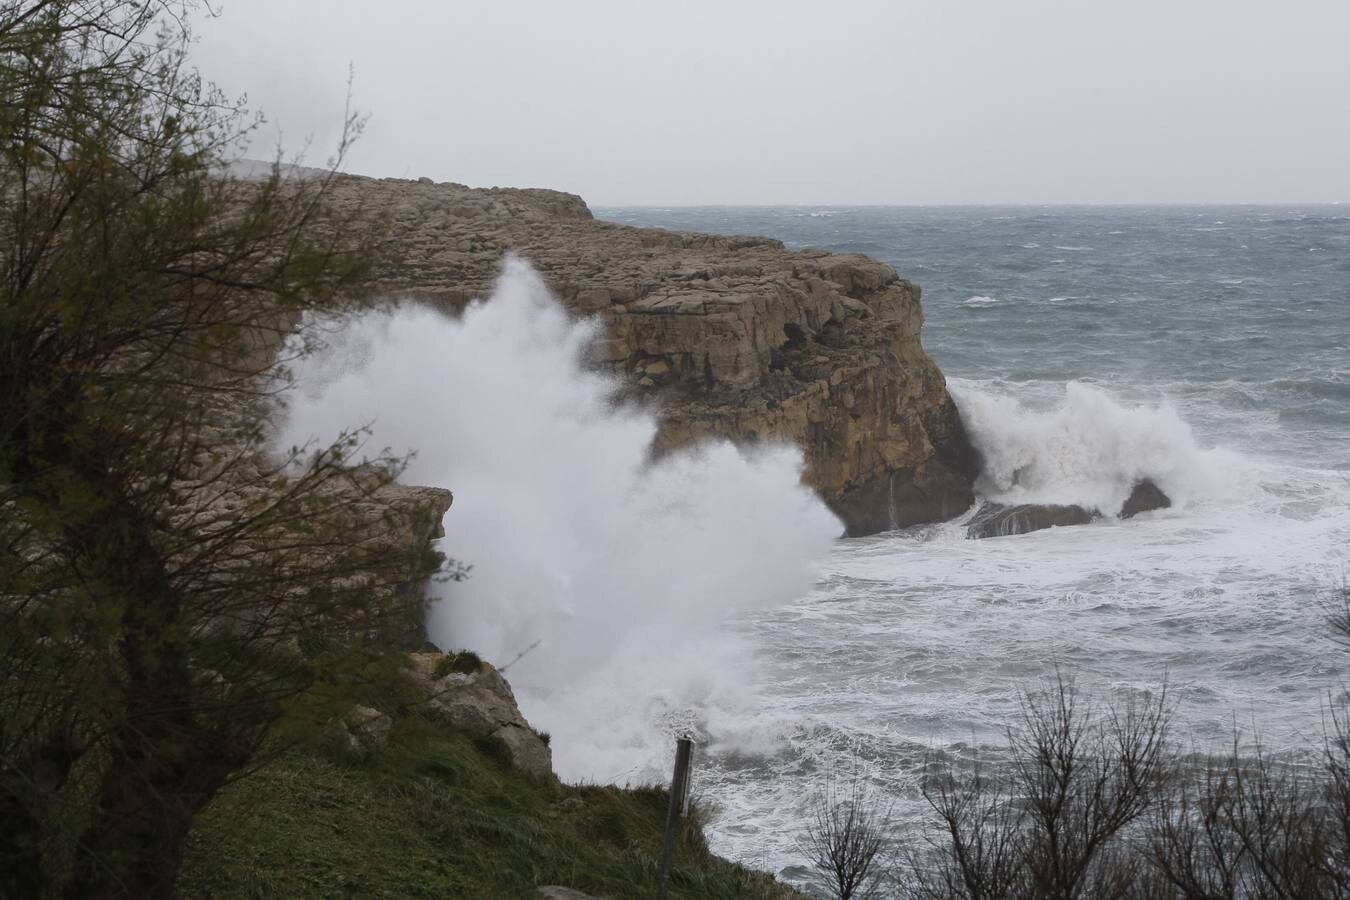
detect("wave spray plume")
[277,256,841,781]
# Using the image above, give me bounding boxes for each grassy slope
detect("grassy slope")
[179,716,800,899]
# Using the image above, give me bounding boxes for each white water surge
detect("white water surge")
[952,379,1240,512]
[277,257,841,782]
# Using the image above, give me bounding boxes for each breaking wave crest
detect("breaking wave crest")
[951,380,1238,514]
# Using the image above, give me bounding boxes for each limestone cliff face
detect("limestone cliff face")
[365,482,455,647]
[330,178,978,535]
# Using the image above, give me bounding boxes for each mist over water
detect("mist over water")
[277,257,840,783]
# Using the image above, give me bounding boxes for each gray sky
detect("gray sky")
[191,0,1350,206]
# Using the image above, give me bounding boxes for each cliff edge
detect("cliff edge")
[331,177,977,535]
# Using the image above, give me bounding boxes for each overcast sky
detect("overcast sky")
[191,0,1350,206]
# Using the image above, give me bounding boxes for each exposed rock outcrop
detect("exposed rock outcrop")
[408,652,554,781]
[362,482,455,647]
[190,420,453,648]
[340,704,393,756]
[323,177,977,536]
[966,502,1096,539]
[287,473,452,646]
[1120,479,1171,519]
[966,479,1171,539]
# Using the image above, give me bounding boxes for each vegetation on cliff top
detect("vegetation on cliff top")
[179,700,800,900]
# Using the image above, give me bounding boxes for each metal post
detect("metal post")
[655,737,693,900]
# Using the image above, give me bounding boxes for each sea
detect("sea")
[595,205,1350,882]
[281,205,1350,892]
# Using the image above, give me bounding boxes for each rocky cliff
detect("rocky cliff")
[329,177,978,536]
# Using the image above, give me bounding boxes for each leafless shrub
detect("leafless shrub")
[905,672,1173,900]
[900,673,1350,900]
[799,776,895,899]
[1143,730,1350,899]
[1325,580,1350,647]
[906,759,1029,900]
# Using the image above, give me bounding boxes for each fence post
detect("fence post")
[655,736,693,900]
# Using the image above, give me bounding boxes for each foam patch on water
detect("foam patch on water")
[951,379,1241,513]
[962,295,1000,307]
[276,256,842,784]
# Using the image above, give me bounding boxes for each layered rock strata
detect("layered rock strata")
[328,177,978,535]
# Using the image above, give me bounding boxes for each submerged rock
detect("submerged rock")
[1119,479,1171,518]
[965,502,1097,539]
[966,480,1172,538]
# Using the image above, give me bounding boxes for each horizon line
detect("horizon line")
[589,200,1347,209]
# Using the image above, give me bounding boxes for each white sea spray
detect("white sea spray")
[276,256,842,784]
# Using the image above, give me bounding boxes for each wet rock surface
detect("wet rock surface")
[1120,478,1171,518]
[966,502,1097,539]
[966,480,1172,539]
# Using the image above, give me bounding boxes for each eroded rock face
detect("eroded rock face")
[407,652,554,781]
[325,178,978,536]
[189,430,453,649]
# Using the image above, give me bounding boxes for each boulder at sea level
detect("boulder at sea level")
[965,502,1097,539]
[966,480,1172,539]
[1119,479,1171,518]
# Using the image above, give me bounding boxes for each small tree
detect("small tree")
[909,759,1029,900]
[800,776,894,899]
[909,673,1173,900]
[0,2,445,896]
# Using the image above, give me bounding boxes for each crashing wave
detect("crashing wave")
[951,380,1235,515]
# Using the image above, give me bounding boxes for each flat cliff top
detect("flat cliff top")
[334,176,911,300]
[330,176,922,393]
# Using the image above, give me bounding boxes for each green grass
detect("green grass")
[179,715,800,899]
[432,651,484,679]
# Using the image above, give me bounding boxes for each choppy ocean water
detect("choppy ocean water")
[594,206,1350,879]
